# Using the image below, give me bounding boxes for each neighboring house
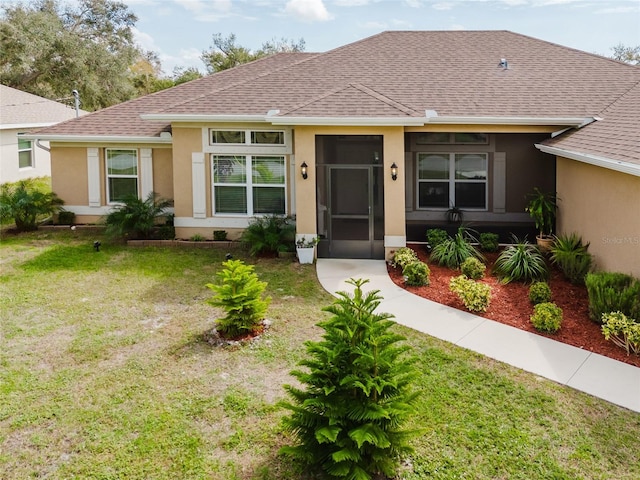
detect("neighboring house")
[0,85,83,184]
[26,31,640,275]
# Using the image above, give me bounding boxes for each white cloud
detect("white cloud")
[432,2,455,10]
[285,0,333,21]
[333,0,371,6]
[172,0,232,15]
[403,0,423,7]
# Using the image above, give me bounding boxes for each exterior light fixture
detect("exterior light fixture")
[390,162,398,181]
[93,240,101,252]
[301,161,308,180]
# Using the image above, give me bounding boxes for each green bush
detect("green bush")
[479,232,500,252]
[104,191,172,240]
[403,260,430,286]
[430,227,483,269]
[206,259,271,338]
[280,278,419,480]
[530,302,563,333]
[240,215,295,256]
[449,275,492,313]
[529,281,552,305]
[585,272,640,324]
[0,178,64,231]
[494,236,548,284]
[426,228,449,249]
[189,234,205,241]
[601,311,640,356]
[550,233,593,284]
[213,230,228,241]
[461,257,486,280]
[57,210,76,225]
[391,246,419,269]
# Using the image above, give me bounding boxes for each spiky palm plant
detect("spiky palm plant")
[0,179,64,231]
[494,236,548,284]
[430,226,483,269]
[104,191,172,239]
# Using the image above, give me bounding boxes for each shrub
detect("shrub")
[426,228,449,250]
[57,210,75,225]
[449,275,492,313]
[240,215,295,256]
[104,191,172,240]
[403,260,430,286]
[190,233,205,241]
[550,232,593,284]
[461,257,486,280]
[493,236,548,284]
[280,278,419,480]
[391,246,419,269]
[585,272,640,324]
[601,311,640,356]
[157,214,175,240]
[529,281,552,305]
[430,227,483,269]
[479,232,500,252]
[213,230,228,241]
[206,259,271,338]
[0,179,64,231]
[530,302,563,333]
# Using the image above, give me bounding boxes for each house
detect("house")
[0,85,83,184]
[25,31,640,276]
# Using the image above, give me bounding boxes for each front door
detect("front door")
[324,165,384,259]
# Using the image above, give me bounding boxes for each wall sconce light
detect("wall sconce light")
[390,162,398,181]
[301,161,308,180]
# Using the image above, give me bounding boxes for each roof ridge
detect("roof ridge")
[350,83,420,116]
[277,84,354,116]
[153,52,320,114]
[597,76,640,118]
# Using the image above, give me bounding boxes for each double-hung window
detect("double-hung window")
[18,136,33,169]
[106,149,138,203]
[418,153,487,209]
[213,155,285,215]
[209,128,288,216]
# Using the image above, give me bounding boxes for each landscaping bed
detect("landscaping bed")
[388,244,640,368]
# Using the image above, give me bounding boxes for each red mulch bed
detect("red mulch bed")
[387,244,640,368]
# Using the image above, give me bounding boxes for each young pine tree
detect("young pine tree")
[206,259,271,338]
[280,278,420,480]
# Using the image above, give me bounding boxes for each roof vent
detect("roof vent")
[499,58,509,69]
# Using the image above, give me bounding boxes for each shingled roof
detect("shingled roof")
[0,85,83,129]
[33,31,639,138]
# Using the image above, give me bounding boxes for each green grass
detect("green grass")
[1,230,639,479]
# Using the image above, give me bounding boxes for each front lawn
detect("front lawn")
[1,230,639,479]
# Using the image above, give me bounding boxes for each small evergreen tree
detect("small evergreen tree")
[206,259,271,338]
[280,278,419,480]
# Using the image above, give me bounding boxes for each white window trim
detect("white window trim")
[17,135,34,169]
[211,154,287,217]
[106,148,139,205]
[416,152,488,211]
[204,128,292,155]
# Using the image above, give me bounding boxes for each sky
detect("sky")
[3,0,640,74]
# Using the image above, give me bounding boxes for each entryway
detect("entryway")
[315,135,384,259]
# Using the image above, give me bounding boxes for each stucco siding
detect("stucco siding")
[1,129,52,183]
[50,147,89,206]
[152,148,174,202]
[557,157,640,277]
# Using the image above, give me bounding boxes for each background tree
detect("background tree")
[0,0,140,110]
[280,278,420,480]
[610,43,640,65]
[201,33,305,73]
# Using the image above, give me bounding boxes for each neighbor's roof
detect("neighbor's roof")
[33,30,640,138]
[0,85,84,129]
[538,79,640,174]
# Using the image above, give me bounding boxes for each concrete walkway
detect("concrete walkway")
[316,259,640,413]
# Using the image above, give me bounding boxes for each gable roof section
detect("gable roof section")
[30,31,639,139]
[0,85,82,129]
[537,79,640,176]
[30,52,316,140]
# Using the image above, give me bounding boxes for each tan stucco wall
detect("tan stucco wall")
[51,146,89,206]
[152,148,174,201]
[557,157,640,277]
[172,127,203,218]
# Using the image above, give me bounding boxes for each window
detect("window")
[106,149,138,203]
[210,129,285,146]
[212,155,285,215]
[418,153,487,209]
[416,132,488,145]
[18,137,33,168]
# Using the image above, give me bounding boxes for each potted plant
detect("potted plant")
[525,188,559,251]
[296,236,319,264]
[446,205,463,224]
